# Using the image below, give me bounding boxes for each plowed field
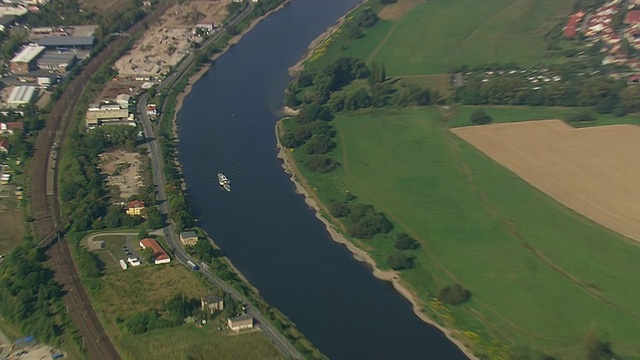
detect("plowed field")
[452,119,640,242]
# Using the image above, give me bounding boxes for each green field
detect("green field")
[287,108,640,358]
[306,0,573,75]
[449,106,640,128]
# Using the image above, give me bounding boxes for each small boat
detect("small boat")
[217,172,231,192]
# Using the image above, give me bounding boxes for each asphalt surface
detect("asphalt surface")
[135,5,304,358]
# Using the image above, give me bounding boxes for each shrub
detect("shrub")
[568,111,595,122]
[438,283,471,305]
[329,201,351,217]
[305,155,339,173]
[470,109,492,125]
[387,252,414,270]
[394,233,420,250]
[612,106,628,117]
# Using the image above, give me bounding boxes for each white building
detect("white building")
[6,85,37,108]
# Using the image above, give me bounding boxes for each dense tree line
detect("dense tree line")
[0,245,66,345]
[329,201,393,239]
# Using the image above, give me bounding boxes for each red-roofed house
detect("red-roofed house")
[625,10,640,25]
[139,238,171,264]
[126,200,145,216]
[564,11,585,38]
[0,139,9,154]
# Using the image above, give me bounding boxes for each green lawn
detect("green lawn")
[289,108,640,358]
[449,106,640,128]
[305,0,574,76]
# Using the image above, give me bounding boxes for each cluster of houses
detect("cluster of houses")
[564,0,640,70]
[200,294,255,332]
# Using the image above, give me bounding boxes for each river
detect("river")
[176,0,468,358]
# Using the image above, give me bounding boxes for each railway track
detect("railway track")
[29,3,171,359]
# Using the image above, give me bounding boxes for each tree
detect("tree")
[305,155,339,173]
[145,206,164,229]
[438,283,471,305]
[387,252,414,270]
[584,330,614,360]
[329,201,350,217]
[305,134,334,155]
[394,233,420,250]
[141,248,155,264]
[470,109,492,125]
[280,132,300,148]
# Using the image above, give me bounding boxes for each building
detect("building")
[179,231,198,246]
[85,105,129,127]
[10,45,45,73]
[201,294,224,314]
[0,122,24,134]
[115,94,131,109]
[36,36,95,50]
[139,238,171,264]
[624,9,640,25]
[0,6,28,17]
[227,315,253,331]
[196,22,214,32]
[7,86,37,108]
[36,51,77,73]
[126,200,145,216]
[127,257,141,266]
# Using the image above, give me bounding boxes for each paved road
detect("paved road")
[135,5,304,359]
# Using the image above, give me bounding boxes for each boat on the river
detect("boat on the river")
[218,172,231,192]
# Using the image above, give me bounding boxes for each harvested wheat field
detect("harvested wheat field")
[452,119,640,242]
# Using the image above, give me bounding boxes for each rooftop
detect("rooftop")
[37,36,95,47]
[37,51,76,64]
[180,231,197,238]
[10,45,45,64]
[127,200,145,208]
[7,86,37,104]
[140,238,170,262]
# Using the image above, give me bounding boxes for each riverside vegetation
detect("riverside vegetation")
[279,0,640,358]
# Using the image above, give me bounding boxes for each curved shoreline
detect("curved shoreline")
[275,121,477,360]
[173,0,293,125]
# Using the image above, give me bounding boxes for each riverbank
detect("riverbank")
[173,0,294,131]
[275,120,477,360]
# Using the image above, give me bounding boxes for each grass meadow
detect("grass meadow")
[305,0,574,76]
[86,263,284,359]
[287,108,640,358]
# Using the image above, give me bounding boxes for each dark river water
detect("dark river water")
[176,0,468,358]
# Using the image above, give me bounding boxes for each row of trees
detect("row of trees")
[329,201,393,239]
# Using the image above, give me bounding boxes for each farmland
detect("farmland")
[305,0,574,75]
[286,108,640,358]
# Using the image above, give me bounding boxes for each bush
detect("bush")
[470,109,492,125]
[305,155,339,173]
[612,106,628,117]
[438,283,471,305]
[387,252,414,270]
[568,110,595,122]
[394,233,420,250]
[329,201,350,217]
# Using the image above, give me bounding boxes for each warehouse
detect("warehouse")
[36,51,77,73]
[9,45,45,73]
[85,105,129,127]
[6,85,37,108]
[36,36,95,50]
[139,238,171,265]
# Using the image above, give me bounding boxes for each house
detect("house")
[624,9,640,25]
[0,122,23,134]
[0,139,8,154]
[126,200,145,216]
[180,231,198,246]
[201,294,224,314]
[196,22,214,32]
[139,238,171,264]
[228,315,253,331]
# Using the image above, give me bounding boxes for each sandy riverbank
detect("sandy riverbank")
[172,0,293,131]
[275,121,478,360]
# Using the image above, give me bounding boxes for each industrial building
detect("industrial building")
[139,238,171,265]
[6,86,38,108]
[85,104,129,127]
[227,315,254,332]
[36,51,77,73]
[36,36,95,50]
[10,45,45,73]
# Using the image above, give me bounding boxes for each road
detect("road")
[135,5,304,359]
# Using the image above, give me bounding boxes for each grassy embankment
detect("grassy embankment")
[284,108,640,359]
[77,233,284,360]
